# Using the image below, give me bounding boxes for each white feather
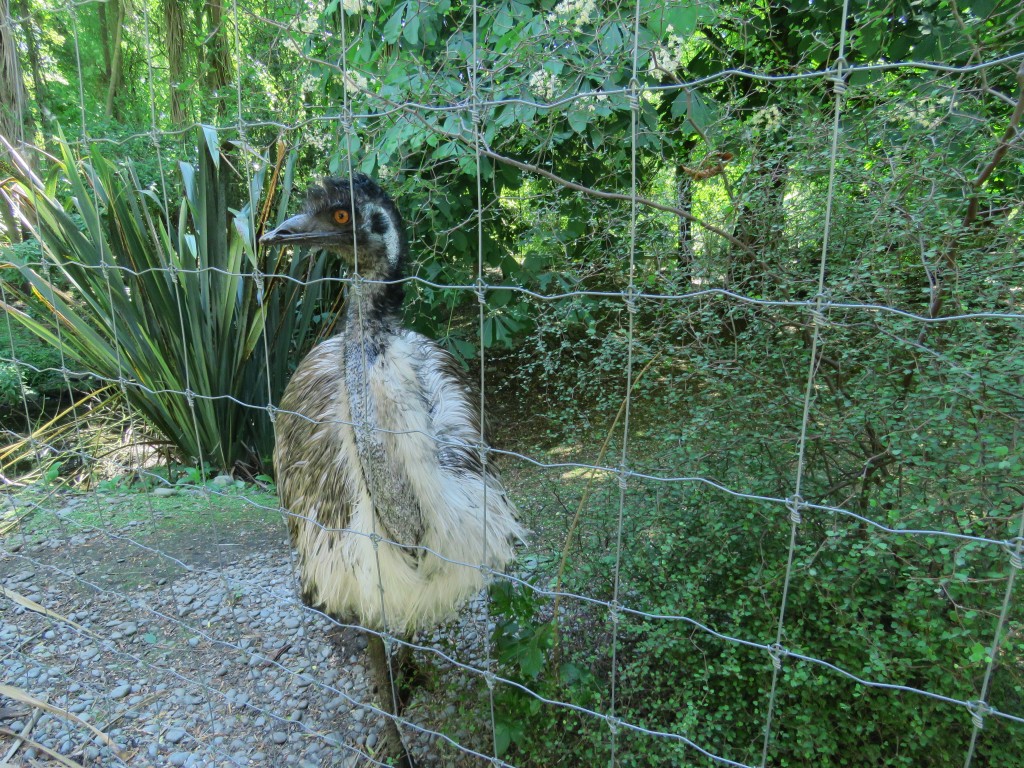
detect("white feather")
[284,332,524,634]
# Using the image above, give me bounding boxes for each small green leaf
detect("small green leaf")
[567,108,590,134]
[201,125,220,170]
[382,2,407,43]
[403,12,421,45]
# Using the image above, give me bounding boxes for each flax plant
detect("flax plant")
[0,133,337,473]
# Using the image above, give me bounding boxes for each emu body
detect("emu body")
[263,175,522,765]
[276,328,522,633]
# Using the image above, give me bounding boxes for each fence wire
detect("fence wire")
[2,1,1023,767]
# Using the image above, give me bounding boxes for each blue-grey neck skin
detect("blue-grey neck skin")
[321,177,422,552]
[343,327,426,555]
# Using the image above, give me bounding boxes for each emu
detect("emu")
[262,175,523,765]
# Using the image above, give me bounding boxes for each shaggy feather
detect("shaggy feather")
[271,176,524,635]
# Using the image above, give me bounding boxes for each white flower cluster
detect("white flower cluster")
[297,11,320,35]
[648,28,688,76]
[300,74,321,94]
[889,100,947,130]
[283,9,319,52]
[342,0,372,13]
[748,104,783,134]
[342,69,370,94]
[581,92,608,113]
[529,70,559,101]
[548,0,597,31]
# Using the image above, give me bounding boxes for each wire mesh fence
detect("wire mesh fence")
[1,0,1023,766]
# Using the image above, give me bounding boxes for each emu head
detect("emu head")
[261,175,407,280]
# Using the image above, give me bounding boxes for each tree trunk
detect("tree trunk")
[103,0,126,119]
[12,0,45,136]
[0,0,28,146]
[730,156,789,286]
[98,0,111,80]
[0,0,30,238]
[164,0,189,127]
[204,0,232,118]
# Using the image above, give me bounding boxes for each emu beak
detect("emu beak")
[260,213,316,244]
[262,211,354,247]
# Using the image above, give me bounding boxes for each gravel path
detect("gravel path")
[0,514,493,768]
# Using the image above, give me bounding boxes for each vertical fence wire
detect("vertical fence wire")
[962,522,1024,767]
[759,1,852,763]
[469,0,503,760]
[607,2,646,765]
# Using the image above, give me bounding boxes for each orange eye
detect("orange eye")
[333,209,350,225]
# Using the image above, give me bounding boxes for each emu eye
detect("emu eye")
[332,209,350,225]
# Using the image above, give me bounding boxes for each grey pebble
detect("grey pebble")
[271,731,289,744]
[165,727,187,744]
[168,751,191,765]
[110,683,131,699]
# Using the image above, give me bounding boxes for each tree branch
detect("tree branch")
[966,61,1024,227]
[477,146,752,253]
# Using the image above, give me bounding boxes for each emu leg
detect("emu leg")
[367,632,415,768]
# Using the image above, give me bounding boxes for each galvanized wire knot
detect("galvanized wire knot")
[623,287,638,315]
[1006,537,1023,570]
[253,269,265,306]
[809,292,832,329]
[627,77,641,111]
[184,387,195,408]
[483,669,496,691]
[968,700,989,730]
[266,404,277,424]
[608,600,622,625]
[369,531,382,551]
[607,716,620,736]
[617,466,629,492]
[475,278,487,305]
[769,643,786,671]
[830,56,849,95]
[787,495,804,525]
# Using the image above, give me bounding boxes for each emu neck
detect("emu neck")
[344,277,399,352]
[341,276,425,554]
